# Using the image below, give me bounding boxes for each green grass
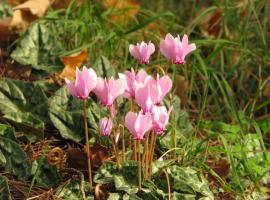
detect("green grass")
[2,0,270,198]
[49,0,270,198]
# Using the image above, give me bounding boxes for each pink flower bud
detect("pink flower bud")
[99,117,112,137]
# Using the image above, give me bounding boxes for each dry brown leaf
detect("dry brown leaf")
[52,0,82,10]
[10,0,52,32]
[6,0,25,5]
[200,8,222,38]
[263,79,270,97]
[0,17,12,42]
[59,50,88,81]
[103,0,139,25]
[174,75,189,107]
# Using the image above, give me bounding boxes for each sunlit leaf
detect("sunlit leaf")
[0,175,11,200]
[55,179,93,200]
[0,78,49,141]
[0,123,31,180]
[31,157,60,188]
[48,86,106,142]
[11,21,64,73]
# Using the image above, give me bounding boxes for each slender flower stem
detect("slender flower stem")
[120,125,126,162]
[142,133,149,179]
[111,135,120,168]
[130,99,137,161]
[83,100,93,192]
[134,141,137,161]
[109,105,120,168]
[137,140,142,191]
[163,169,171,200]
[149,131,157,179]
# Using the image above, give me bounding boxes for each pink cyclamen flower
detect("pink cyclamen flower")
[118,68,152,99]
[125,111,153,140]
[65,66,97,99]
[155,74,172,104]
[160,33,196,64]
[129,41,155,64]
[99,117,113,137]
[152,106,171,135]
[93,77,125,107]
[135,82,158,113]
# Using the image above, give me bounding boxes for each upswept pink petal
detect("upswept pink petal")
[152,106,170,134]
[129,44,140,60]
[65,79,78,98]
[148,42,155,55]
[129,41,155,64]
[86,68,98,92]
[94,77,124,107]
[157,75,172,102]
[65,67,97,99]
[184,43,196,57]
[125,111,152,140]
[181,34,189,50]
[135,112,152,138]
[125,112,137,136]
[110,79,125,101]
[160,33,176,59]
[93,77,107,103]
[160,33,196,64]
[135,84,155,113]
[136,69,148,83]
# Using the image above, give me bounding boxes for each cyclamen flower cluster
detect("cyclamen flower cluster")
[65,33,196,140]
[122,70,172,140]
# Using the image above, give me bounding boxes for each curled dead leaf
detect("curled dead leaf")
[174,75,188,107]
[200,8,222,38]
[263,78,270,97]
[59,50,88,81]
[10,0,51,32]
[0,17,12,42]
[103,0,139,25]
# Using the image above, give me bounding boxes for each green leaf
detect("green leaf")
[31,158,60,188]
[0,78,49,141]
[114,161,139,194]
[11,21,64,73]
[107,193,121,200]
[48,86,106,142]
[0,124,31,180]
[95,161,139,194]
[56,179,93,200]
[0,2,12,19]
[166,166,213,199]
[0,176,11,200]
[94,162,117,184]
[0,124,16,141]
[151,159,175,175]
[93,56,115,78]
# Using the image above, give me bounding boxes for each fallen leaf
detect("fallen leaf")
[59,50,88,81]
[200,8,222,38]
[0,17,12,42]
[263,79,270,97]
[10,0,51,32]
[52,0,82,10]
[6,0,25,6]
[67,144,109,173]
[174,75,188,107]
[103,0,139,25]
